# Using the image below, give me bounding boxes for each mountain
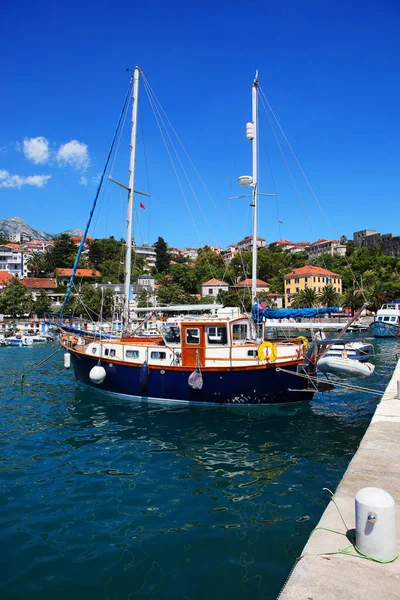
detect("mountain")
[0,217,84,241]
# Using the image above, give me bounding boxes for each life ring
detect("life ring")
[295,336,309,351]
[258,341,277,363]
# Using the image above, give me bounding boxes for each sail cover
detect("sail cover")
[252,304,341,323]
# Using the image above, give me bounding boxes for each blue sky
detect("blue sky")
[1,0,399,249]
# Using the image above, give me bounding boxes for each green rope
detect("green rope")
[308,488,399,564]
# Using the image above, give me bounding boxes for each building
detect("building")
[134,244,157,270]
[0,244,25,278]
[181,247,199,261]
[233,278,270,293]
[237,235,266,252]
[284,265,342,307]
[353,229,400,256]
[8,231,32,243]
[55,268,101,286]
[266,293,284,309]
[307,239,346,259]
[21,278,57,300]
[201,278,229,298]
[268,239,295,251]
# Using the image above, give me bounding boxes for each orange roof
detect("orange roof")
[202,278,229,286]
[55,268,101,277]
[21,278,57,289]
[284,265,341,278]
[309,239,339,247]
[5,243,20,250]
[0,272,14,284]
[235,278,269,287]
[71,236,95,243]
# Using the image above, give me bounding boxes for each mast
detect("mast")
[251,71,259,305]
[123,67,140,327]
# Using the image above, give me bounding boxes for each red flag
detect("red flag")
[140,202,145,209]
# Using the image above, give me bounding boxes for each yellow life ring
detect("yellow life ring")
[295,336,309,351]
[258,341,278,363]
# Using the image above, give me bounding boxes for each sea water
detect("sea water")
[0,339,397,600]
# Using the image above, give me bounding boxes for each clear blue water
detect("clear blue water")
[0,338,398,600]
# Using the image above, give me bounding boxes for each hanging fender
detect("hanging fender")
[258,341,277,363]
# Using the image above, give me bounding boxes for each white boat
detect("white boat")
[317,356,375,378]
[5,335,34,347]
[370,302,400,337]
[29,335,48,343]
[56,69,317,405]
[323,341,373,363]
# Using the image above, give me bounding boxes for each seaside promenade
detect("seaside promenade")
[278,355,400,599]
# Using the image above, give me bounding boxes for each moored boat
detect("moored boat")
[58,69,318,405]
[370,301,400,338]
[317,356,375,378]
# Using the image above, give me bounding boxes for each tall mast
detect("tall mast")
[251,71,259,305]
[123,67,140,327]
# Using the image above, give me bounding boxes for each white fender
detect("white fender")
[89,365,106,384]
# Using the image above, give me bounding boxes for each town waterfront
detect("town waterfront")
[0,339,398,600]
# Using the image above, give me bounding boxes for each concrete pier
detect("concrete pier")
[278,357,400,600]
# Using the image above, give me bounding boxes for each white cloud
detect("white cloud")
[22,136,50,164]
[56,140,90,171]
[79,176,88,186]
[0,169,51,189]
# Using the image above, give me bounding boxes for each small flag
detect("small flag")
[140,202,146,209]
[278,220,283,224]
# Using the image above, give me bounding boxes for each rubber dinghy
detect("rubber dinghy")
[317,356,375,379]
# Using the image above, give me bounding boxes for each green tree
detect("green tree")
[156,277,196,305]
[64,284,114,319]
[88,237,125,268]
[136,288,153,308]
[154,237,170,273]
[319,285,340,307]
[34,290,52,318]
[367,283,389,314]
[27,252,48,277]
[0,279,33,317]
[341,290,364,316]
[45,234,78,270]
[291,288,319,308]
[169,264,198,293]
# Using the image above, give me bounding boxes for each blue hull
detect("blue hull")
[70,353,315,405]
[370,322,400,338]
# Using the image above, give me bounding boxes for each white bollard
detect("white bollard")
[355,487,397,561]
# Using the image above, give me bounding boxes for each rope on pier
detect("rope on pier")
[309,488,399,563]
[10,347,62,385]
[276,367,385,396]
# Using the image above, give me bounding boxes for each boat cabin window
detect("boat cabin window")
[384,317,390,322]
[110,349,116,357]
[232,323,248,341]
[247,350,257,357]
[104,348,109,356]
[186,328,200,344]
[377,316,383,321]
[126,350,139,359]
[92,347,97,355]
[391,317,397,322]
[160,325,181,344]
[206,326,228,345]
[151,351,166,360]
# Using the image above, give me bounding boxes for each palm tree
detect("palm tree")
[27,252,47,277]
[319,285,339,307]
[367,283,388,314]
[291,287,319,308]
[341,289,364,316]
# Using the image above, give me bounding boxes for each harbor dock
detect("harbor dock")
[278,356,400,600]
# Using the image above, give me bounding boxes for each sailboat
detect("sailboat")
[58,68,318,405]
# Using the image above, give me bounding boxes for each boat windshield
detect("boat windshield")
[159,325,181,344]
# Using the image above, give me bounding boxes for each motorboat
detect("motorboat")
[5,335,34,346]
[323,340,373,363]
[370,301,400,337]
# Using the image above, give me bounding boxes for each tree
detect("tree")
[0,279,33,317]
[64,284,114,319]
[136,288,153,308]
[34,290,52,318]
[156,278,196,305]
[291,288,319,308]
[169,264,198,293]
[154,237,170,273]
[45,234,78,270]
[341,289,364,316]
[27,252,48,277]
[319,285,340,307]
[367,283,389,314]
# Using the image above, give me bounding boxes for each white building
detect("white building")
[0,245,25,278]
[134,244,157,270]
[237,235,266,252]
[201,278,229,298]
[307,239,346,259]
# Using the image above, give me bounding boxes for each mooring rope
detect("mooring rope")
[276,366,384,395]
[10,347,62,385]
